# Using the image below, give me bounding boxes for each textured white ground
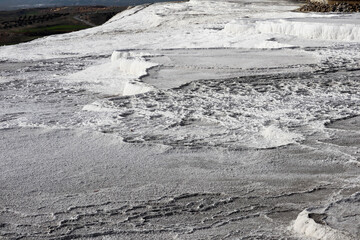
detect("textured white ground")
[1,0,360,239]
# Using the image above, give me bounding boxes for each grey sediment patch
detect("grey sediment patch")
[1,121,359,238]
[321,115,360,150]
[325,115,360,130]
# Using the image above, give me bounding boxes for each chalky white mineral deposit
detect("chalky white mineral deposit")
[1,0,359,239]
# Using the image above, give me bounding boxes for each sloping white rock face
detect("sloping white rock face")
[310,0,328,4]
[65,50,157,96]
[293,193,360,240]
[293,210,355,240]
[225,18,360,42]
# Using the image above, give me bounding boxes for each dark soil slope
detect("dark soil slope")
[0,6,127,45]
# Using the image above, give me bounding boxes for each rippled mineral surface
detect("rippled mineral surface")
[1,0,360,239]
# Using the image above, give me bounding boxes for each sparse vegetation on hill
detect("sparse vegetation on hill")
[299,2,360,12]
[0,6,127,45]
